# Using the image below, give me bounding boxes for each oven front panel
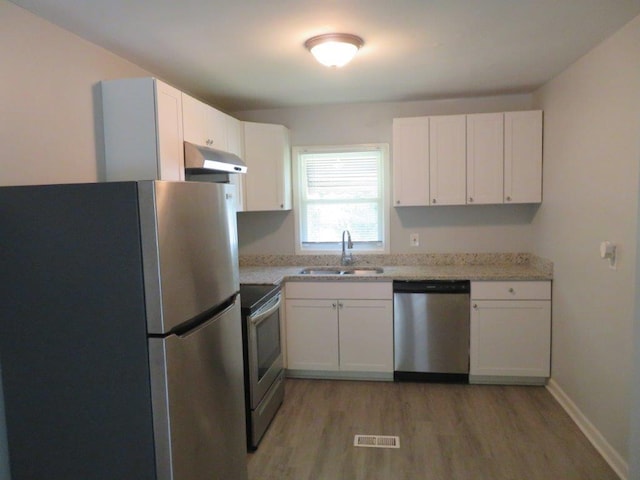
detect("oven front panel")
[248,295,284,409]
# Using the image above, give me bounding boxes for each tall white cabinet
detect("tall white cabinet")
[102,78,185,181]
[243,122,292,211]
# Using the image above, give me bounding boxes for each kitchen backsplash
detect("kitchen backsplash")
[239,252,553,275]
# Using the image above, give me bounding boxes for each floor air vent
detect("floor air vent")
[354,435,400,449]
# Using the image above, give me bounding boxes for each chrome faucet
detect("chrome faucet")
[341,230,354,266]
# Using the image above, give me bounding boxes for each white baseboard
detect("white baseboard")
[546,378,628,480]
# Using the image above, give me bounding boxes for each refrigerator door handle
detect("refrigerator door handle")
[176,296,238,338]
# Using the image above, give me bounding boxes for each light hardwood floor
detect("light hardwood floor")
[247,379,618,480]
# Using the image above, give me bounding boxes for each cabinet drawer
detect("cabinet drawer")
[285,281,392,300]
[471,281,550,300]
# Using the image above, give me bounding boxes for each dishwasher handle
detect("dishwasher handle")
[392,280,470,294]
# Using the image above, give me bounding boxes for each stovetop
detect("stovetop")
[239,283,280,315]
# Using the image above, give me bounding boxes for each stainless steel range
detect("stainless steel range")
[240,284,285,450]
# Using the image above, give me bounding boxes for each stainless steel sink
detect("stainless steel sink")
[298,268,343,275]
[299,267,383,275]
[341,267,384,275]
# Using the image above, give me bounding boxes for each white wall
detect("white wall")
[532,14,640,475]
[0,0,150,186]
[235,94,538,255]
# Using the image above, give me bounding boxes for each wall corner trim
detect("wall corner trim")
[546,378,628,480]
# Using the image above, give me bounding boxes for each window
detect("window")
[293,144,389,254]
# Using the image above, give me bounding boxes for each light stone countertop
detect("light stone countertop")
[239,256,553,285]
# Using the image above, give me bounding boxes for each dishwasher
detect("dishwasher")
[393,280,470,383]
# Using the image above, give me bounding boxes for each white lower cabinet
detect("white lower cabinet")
[285,282,393,379]
[286,299,339,371]
[470,281,551,384]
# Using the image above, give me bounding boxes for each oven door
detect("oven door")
[248,292,283,409]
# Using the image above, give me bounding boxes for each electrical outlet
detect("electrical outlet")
[410,233,419,247]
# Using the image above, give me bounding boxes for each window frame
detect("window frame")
[292,143,390,255]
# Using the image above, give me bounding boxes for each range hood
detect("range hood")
[184,141,247,174]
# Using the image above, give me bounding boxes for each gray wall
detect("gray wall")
[532,14,640,475]
[235,94,537,255]
[0,0,150,187]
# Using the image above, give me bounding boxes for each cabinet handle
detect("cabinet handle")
[473,304,478,309]
[508,288,515,293]
[469,197,473,203]
[338,302,343,309]
[280,204,284,209]
[396,200,400,205]
[506,196,512,202]
[332,303,337,309]
[432,198,437,204]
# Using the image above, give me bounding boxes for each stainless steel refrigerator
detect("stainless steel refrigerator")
[0,180,248,480]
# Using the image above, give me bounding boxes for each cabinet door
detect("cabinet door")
[206,106,228,151]
[467,113,503,205]
[181,93,208,146]
[470,300,551,378]
[243,122,292,211]
[226,115,245,212]
[392,117,430,206]
[181,93,228,151]
[338,300,393,372]
[285,299,338,371]
[504,110,543,203]
[155,81,184,181]
[429,115,466,205]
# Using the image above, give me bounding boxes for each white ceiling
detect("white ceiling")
[10,0,640,112]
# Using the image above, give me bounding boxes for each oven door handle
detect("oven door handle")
[249,293,281,326]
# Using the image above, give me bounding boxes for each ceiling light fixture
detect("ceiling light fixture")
[304,33,364,68]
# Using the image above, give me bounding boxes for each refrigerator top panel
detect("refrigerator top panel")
[139,181,239,335]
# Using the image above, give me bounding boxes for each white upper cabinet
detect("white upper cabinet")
[181,93,228,151]
[466,113,504,205]
[102,77,184,181]
[243,122,292,211]
[429,115,467,205]
[226,115,245,212]
[392,109,542,206]
[504,110,543,203]
[392,117,430,206]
